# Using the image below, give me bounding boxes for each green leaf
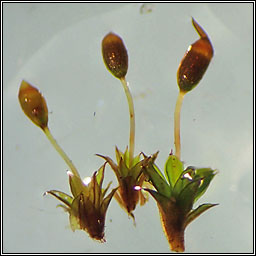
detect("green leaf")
[96,163,106,189]
[143,161,171,198]
[123,146,130,167]
[142,151,165,180]
[69,173,89,198]
[119,157,129,177]
[193,168,217,202]
[153,163,166,180]
[165,155,183,188]
[94,163,108,208]
[44,190,73,207]
[115,146,123,165]
[185,203,218,228]
[172,168,194,197]
[132,152,142,167]
[177,179,201,214]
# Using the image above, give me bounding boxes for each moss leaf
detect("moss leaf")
[143,161,171,198]
[164,155,184,188]
[44,190,73,207]
[185,203,218,228]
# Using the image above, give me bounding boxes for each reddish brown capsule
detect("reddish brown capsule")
[18,80,48,129]
[102,32,128,79]
[177,18,214,93]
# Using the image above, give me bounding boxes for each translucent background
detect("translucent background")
[3,3,253,253]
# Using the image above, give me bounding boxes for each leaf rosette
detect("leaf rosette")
[142,152,217,252]
[45,163,117,242]
[97,147,150,222]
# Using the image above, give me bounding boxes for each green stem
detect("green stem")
[43,126,80,178]
[120,77,135,168]
[174,91,185,160]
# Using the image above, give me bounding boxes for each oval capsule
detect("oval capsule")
[18,80,48,129]
[177,18,214,93]
[102,32,128,80]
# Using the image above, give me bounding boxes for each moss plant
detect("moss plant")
[141,18,217,252]
[100,32,149,222]
[44,164,118,242]
[18,80,117,242]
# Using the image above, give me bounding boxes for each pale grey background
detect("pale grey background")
[3,2,253,253]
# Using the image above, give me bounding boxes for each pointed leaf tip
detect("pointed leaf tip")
[164,155,183,188]
[185,203,218,227]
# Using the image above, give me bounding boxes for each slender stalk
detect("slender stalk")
[43,126,80,178]
[120,77,135,167]
[174,91,185,160]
